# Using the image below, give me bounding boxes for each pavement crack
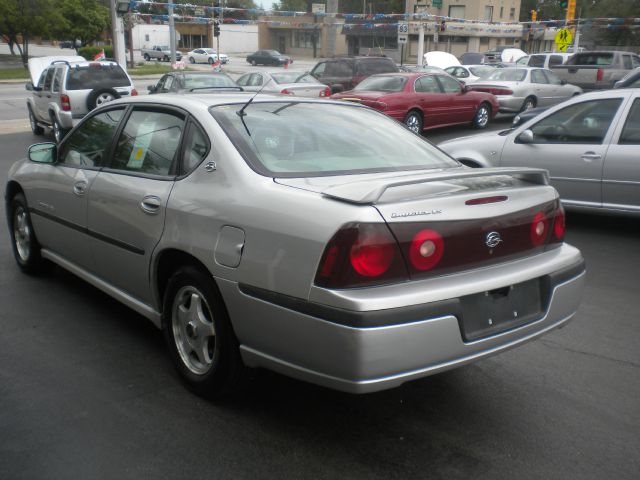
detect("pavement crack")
[540,339,640,369]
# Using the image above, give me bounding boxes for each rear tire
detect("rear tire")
[473,103,491,129]
[50,114,66,143]
[251,60,257,66]
[189,57,195,64]
[404,110,423,134]
[521,96,537,112]
[163,55,170,62]
[28,106,44,135]
[143,53,150,61]
[9,192,48,274]
[163,266,246,399]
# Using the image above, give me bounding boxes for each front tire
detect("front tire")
[404,110,423,134]
[163,266,245,399]
[521,96,537,112]
[28,106,44,135]
[9,193,47,274]
[473,103,491,129]
[189,57,195,64]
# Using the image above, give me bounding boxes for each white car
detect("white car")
[187,48,229,65]
[445,65,497,83]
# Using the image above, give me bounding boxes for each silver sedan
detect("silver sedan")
[470,67,582,113]
[235,70,331,97]
[438,89,640,216]
[6,93,585,398]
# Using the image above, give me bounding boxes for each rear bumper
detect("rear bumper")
[497,95,527,113]
[218,244,585,393]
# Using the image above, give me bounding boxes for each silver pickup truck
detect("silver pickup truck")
[552,51,640,90]
[141,45,183,62]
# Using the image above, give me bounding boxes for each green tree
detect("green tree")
[53,0,110,47]
[0,0,60,66]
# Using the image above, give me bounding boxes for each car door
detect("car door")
[26,107,126,269]
[602,96,640,212]
[530,69,553,107]
[501,97,625,207]
[87,106,186,303]
[435,74,476,123]
[542,69,564,103]
[193,49,205,62]
[413,75,448,128]
[34,67,54,121]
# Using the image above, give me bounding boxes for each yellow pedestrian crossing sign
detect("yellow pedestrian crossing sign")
[555,28,573,52]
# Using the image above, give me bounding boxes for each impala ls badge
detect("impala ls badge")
[485,231,502,248]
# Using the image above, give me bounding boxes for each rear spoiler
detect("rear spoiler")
[321,167,550,205]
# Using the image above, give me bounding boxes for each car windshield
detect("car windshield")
[271,72,306,84]
[485,69,527,82]
[210,102,457,177]
[66,64,131,90]
[354,76,407,92]
[182,74,236,89]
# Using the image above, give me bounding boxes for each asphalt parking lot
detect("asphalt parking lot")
[0,44,639,479]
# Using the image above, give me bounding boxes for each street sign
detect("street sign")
[398,21,408,45]
[554,28,573,51]
[432,0,443,7]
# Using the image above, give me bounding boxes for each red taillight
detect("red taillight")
[280,88,294,95]
[553,206,566,241]
[319,87,331,97]
[530,211,549,247]
[409,229,444,271]
[61,94,71,111]
[465,195,508,205]
[315,223,407,288]
[131,88,138,96]
[596,68,604,82]
[474,87,513,96]
[350,231,395,277]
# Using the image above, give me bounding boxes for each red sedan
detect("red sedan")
[331,72,499,133]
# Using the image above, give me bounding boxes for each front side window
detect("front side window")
[110,109,185,176]
[415,75,440,93]
[529,55,545,68]
[619,99,640,145]
[59,108,125,167]
[528,99,623,144]
[549,55,564,67]
[211,102,458,177]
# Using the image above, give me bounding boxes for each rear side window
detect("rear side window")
[43,69,54,91]
[619,99,640,145]
[622,55,632,70]
[567,53,613,66]
[529,55,545,67]
[549,55,564,67]
[325,61,352,76]
[111,109,185,176]
[66,65,131,90]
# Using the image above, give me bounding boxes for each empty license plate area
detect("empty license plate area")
[459,278,545,342]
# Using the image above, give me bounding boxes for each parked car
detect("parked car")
[484,47,527,64]
[147,71,241,94]
[235,70,330,97]
[142,45,183,62]
[331,72,499,132]
[187,48,229,65]
[516,52,573,69]
[59,40,75,49]
[25,56,137,143]
[309,56,398,94]
[551,50,640,90]
[459,52,485,65]
[614,66,640,88]
[470,67,582,113]
[5,93,585,397]
[398,65,447,74]
[245,50,292,66]
[439,89,640,215]
[445,65,496,83]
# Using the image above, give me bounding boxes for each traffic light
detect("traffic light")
[531,9,537,21]
[214,21,220,37]
[560,0,568,8]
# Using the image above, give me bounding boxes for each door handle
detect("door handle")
[73,182,87,196]
[581,152,602,162]
[140,195,162,215]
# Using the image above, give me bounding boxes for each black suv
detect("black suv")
[309,56,398,93]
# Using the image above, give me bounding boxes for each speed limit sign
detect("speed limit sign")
[398,21,409,43]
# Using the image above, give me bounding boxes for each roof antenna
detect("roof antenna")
[236,78,270,118]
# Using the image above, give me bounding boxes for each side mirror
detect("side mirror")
[28,143,57,164]
[463,84,471,92]
[147,85,157,93]
[517,129,535,144]
[560,80,567,85]
[25,82,34,91]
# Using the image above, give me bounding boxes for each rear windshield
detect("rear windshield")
[210,102,457,177]
[354,75,407,92]
[182,74,237,89]
[468,66,495,78]
[566,53,613,66]
[271,72,306,84]
[66,65,131,90]
[486,69,527,82]
[356,59,398,75]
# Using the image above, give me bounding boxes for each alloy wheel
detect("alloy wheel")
[13,206,31,262]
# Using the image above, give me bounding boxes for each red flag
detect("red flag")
[211,58,221,69]
[93,49,105,61]
[284,59,289,69]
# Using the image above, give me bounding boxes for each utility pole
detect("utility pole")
[168,3,177,64]
[109,0,127,69]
